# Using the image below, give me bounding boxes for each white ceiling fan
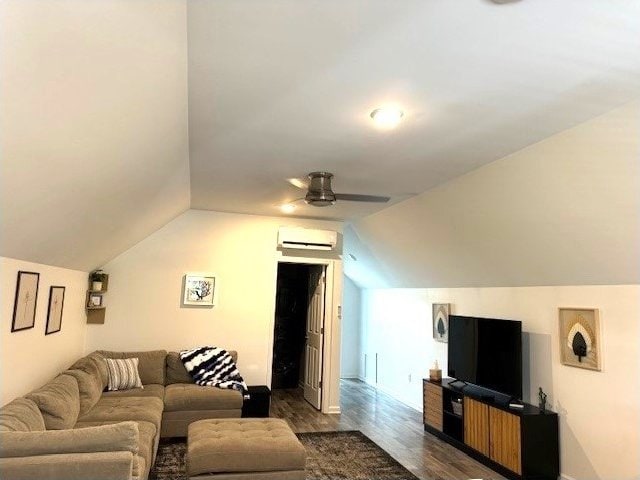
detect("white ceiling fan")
[287,172,391,207]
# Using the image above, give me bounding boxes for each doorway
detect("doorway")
[272,262,326,410]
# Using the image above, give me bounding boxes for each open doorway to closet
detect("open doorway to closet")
[272,262,326,410]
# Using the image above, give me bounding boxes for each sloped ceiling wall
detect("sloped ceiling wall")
[0,0,190,271]
[347,101,640,288]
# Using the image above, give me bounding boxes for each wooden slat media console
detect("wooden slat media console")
[423,378,559,480]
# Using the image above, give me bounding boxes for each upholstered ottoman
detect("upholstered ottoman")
[187,418,306,480]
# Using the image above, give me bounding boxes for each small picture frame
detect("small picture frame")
[182,273,216,306]
[11,271,40,332]
[45,286,65,335]
[559,307,601,371]
[432,303,450,343]
[88,294,103,307]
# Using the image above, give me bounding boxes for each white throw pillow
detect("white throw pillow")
[105,358,143,391]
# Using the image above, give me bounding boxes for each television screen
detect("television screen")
[447,315,522,399]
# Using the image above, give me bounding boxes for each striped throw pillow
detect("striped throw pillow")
[105,358,143,391]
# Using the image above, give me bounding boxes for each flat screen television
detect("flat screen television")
[447,315,522,399]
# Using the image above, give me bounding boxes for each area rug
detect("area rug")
[150,430,419,480]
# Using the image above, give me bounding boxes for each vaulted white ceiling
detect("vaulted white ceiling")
[1,0,639,271]
[188,0,640,219]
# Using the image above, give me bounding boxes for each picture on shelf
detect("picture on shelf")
[559,307,601,371]
[182,273,217,306]
[432,303,450,343]
[88,294,103,307]
[46,286,65,335]
[11,271,40,332]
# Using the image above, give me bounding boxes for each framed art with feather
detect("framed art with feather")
[559,307,601,371]
[432,303,450,343]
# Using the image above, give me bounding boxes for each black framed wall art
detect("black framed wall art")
[45,286,66,335]
[11,271,40,332]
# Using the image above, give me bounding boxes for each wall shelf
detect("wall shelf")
[86,273,108,324]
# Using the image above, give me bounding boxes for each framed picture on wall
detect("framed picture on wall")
[45,286,65,335]
[182,273,217,306]
[559,307,602,371]
[11,271,40,332]
[432,303,450,343]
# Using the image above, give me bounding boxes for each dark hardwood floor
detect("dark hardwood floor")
[270,378,505,480]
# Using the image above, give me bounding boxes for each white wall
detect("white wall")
[0,0,190,271]
[360,286,640,480]
[340,276,361,378]
[351,101,640,288]
[0,257,87,405]
[84,210,343,408]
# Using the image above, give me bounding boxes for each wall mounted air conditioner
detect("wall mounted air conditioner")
[277,227,338,251]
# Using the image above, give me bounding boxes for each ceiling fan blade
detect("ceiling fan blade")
[334,193,391,203]
[286,178,308,190]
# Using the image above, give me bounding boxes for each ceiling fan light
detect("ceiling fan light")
[304,195,336,207]
[287,178,307,190]
[305,172,337,206]
[370,107,404,129]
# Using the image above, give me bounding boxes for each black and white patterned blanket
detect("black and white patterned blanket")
[179,346,248,395]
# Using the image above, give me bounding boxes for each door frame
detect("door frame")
[268,253,342,414]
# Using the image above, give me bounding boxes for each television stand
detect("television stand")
[423,378,559,480]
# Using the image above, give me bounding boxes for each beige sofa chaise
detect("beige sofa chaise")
[0,349,243,480]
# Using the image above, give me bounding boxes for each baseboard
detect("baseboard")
[560,474,576,480]
[326,405,341,414]
[340,375,360,379]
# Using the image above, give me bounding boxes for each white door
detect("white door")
[303,266,326,409]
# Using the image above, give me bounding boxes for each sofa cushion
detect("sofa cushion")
[98,350,166,385]
[161,409,241,438]
[165,350,238,385]
[165,352,194,385]
[66,364,104,416]
[187,419,306,475]
[132,454,146,480]
[0,451,134,480]
[0,398,46,432]
[72,352,108,390]
[164,384,243,412]
[26,374,80,430]
[101,384,164,401]
[0,421,139,458]
[74,420,155,474]
[78,396,163,433]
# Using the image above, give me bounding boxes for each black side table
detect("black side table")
[242,385,271,418]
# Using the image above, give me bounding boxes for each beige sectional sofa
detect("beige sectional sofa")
[0,349,243,480]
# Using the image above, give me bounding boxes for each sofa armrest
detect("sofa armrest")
[0,422,139,458]
[0,451,134,480]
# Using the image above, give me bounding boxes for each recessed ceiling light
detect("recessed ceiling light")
[280,204,296,214]
[370,107,404,129]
